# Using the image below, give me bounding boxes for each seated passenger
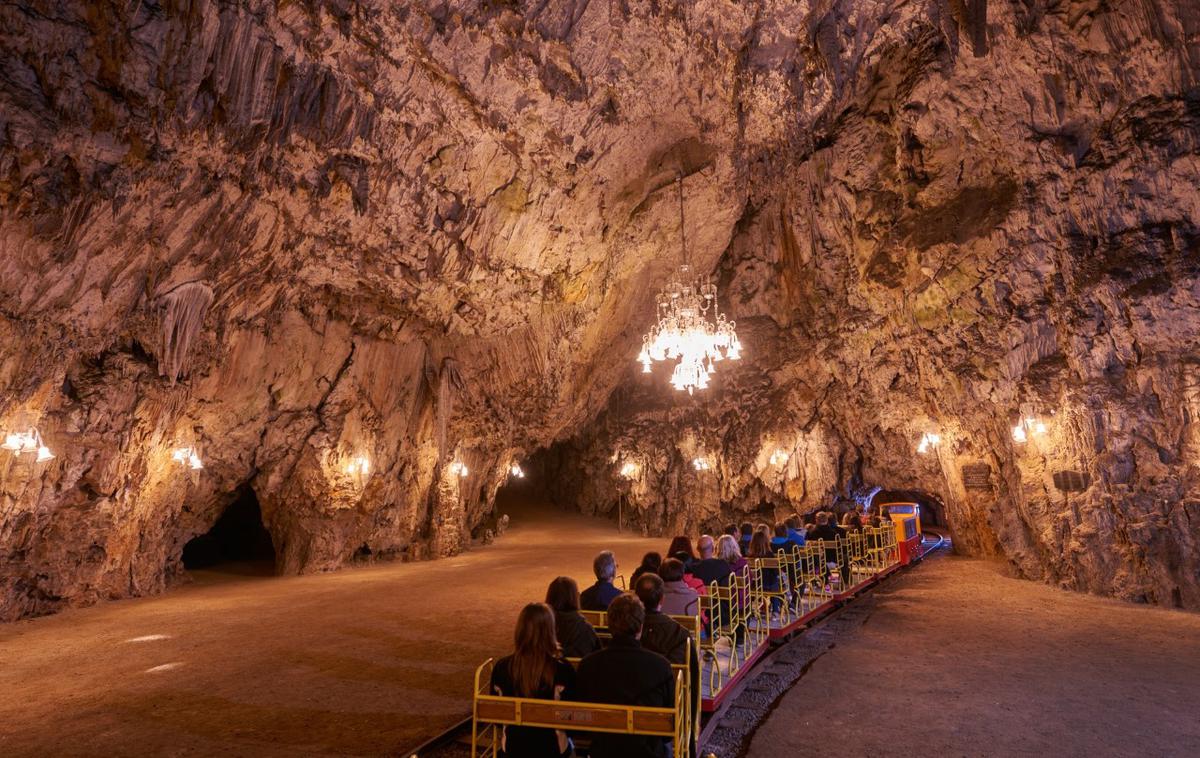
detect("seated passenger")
[580,551,622,611]
[665,536,697,571]
[841,510,863,531]
[576,594,675,758]
[630,551,662,584]
[785,515,807,546]
[771,523,798,553]
[634,574,690,664]
[808,512,845,543]
[717,534,747,574]
[738,521,754,554]
[545,576,600,658]
[658,558,700,616]
[690,535,733,587]
[748,530,783,614]
[490,603,577,758]
[723,523,739,539]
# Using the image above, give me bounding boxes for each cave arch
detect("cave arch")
[181,486,276,573]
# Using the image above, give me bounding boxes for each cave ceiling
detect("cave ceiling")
[1,0,1199,619]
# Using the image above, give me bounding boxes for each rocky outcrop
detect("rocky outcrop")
[1,0,1198,619]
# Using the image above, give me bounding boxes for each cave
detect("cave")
[2,0,1200,755]
[181,487,275,574]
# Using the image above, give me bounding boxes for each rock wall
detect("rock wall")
[1,0,1198,618]
[541,0,1200,609]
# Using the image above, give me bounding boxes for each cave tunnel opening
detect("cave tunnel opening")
[492,451,558,522]
[182,486,276,574]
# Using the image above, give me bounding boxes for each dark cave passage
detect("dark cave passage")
[182,487,276,574]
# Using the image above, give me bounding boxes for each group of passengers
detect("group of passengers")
[492,555,688,758]
[489,508,883,757]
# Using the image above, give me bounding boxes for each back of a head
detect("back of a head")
[607,593,646,638]
[786,515,800,530]
[717,534,741,563]
[774,523,788,538]
[634,573,664,612]
[545,576,580,613]
[640,551,662,571]
[749,530,771,557]
[724,524,738,537]
[660,557,685,582]
[697,534,715,558]
[666,535,695,559]
[593,550,616,582]
[512,602,559,695]
[739,522,753,536]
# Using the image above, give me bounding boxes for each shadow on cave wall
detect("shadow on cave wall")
[181,486,276,575]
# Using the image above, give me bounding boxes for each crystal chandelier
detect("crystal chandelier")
[637,174,741,394]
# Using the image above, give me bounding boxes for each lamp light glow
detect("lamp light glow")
[2,427,53,461]
[916,432,941,455]
[769,449,789,466]
[172,447,203,470]
[509,463,525,478]
[346,456,370,477]
[692,457,710,471]
[619,461,639,479]
[449,460,469,477]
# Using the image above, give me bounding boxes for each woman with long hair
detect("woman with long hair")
[545,576,600,658]
[665,535,696,568]
[490,603,577,757]
[630,551,663,584]
[748,529,783,616]
[716,534,747,574]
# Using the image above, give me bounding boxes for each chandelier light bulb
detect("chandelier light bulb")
[36,445,55,463]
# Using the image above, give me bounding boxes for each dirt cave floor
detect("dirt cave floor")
[0,501,663,757]
[747,553,1200,758]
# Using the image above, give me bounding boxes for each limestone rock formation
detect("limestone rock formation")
[1,0,1198,619]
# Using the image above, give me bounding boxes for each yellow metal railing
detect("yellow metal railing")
[472,657,691,757]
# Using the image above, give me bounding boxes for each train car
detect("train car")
[877,501,922,536]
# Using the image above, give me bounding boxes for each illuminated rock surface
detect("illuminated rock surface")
[1,0,1198,619]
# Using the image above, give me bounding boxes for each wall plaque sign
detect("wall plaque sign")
[1053,470,1091,492]
[961,463,992,491]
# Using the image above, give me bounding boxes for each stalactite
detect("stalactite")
[436,357,464,465]
[158,282,214,384]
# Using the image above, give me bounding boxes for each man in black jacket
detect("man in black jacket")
[690,534,733,587]
[635,571,701,742]
[634,573,691,664]
[576,593,675,758]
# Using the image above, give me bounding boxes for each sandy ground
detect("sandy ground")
[0,501,663,757]
[747,554,1200,758]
